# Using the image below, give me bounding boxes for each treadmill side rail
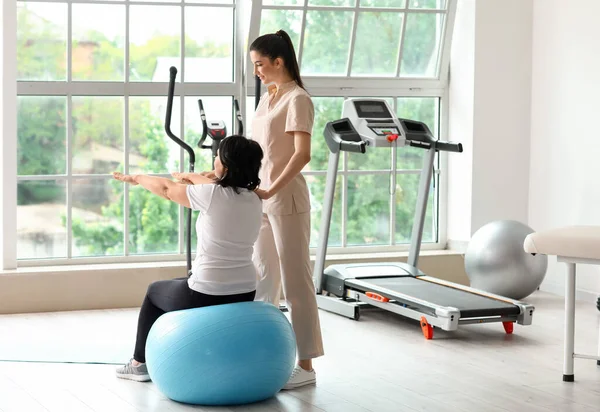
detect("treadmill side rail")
[316,294,361,320]
[419,275,535,325]
[419,276,536,308]
[516,303,535,325]
[350,290,461,332]
[348,278,459,313]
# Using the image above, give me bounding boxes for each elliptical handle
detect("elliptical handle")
[165,66,194,275]
[165,66,196,168]
[254,75,261,110]
[234,99,243,135]
[197,99,208,149]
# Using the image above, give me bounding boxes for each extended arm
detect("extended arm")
[171,172,216,185]
[113,172,191,208]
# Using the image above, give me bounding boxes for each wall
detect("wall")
[446,0,475,245]
[447,0,533,247]
[1,0,17,270]
[529,0,600,300]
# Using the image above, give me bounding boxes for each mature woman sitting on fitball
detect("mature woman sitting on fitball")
[112,134,263,382]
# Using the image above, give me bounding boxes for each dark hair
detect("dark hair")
[216,135,263,193]
[249,29,304,89]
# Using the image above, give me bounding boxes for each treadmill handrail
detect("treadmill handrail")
[348,279,463,314]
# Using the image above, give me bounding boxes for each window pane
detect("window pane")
[128,185,179,255]
[397,97,438,133]
[17,2,66,81]
[308,0,355,6]
[360,0,406,7]
[395,173,436,243]
[185,7,233,83]
[130,6,181,82]
[302,11,353,76]
[246,96,256,138]
[400,13,445,77]
[72,97,124,175]
[347,97,394,171]
[18,96,67,176]
[184,96,233,172]
[409,0,447,9]
[396,97,438,169]
[72,4,125,81]
[308,175,342,248]
[351,13,404,77]
[260,9,302,53]
[72,179,124,257]
[17,180,67,259]
[348,147,391,171]
[310,97,344,171]
[347,174,390,245]
[129,97,181,175]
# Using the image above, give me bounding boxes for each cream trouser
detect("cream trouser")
[253,211,325,360]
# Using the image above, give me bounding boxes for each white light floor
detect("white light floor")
[1,291,600,412]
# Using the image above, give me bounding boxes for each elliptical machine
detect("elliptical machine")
[164,66,246,276]
[197,99,244,169]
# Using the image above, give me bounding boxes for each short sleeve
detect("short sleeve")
[285,94,314,137]
[186,184,216,212]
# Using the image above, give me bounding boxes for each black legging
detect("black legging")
[133,278,256,363]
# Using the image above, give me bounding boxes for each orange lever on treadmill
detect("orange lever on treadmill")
[386,134,399,142]
[366,292,390,302]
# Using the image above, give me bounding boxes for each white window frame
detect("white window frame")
[15,0,249,267]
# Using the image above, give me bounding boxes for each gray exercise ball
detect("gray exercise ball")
[464,220,547,300]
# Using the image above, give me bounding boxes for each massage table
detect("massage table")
[524,226,600,382]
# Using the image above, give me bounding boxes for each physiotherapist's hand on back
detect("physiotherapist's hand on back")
[253,187,272,200]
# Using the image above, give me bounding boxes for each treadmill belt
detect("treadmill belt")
[347,277,520,318]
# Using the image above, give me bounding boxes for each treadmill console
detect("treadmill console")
[342,99,406,148]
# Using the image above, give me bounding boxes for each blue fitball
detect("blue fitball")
[145,301,296,406]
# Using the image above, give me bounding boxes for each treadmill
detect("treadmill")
[312,99,534,339]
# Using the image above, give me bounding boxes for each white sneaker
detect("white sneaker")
[116,358,151,382]
[282,366,316,390]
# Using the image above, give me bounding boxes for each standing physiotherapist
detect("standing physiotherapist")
[249,29,325,390]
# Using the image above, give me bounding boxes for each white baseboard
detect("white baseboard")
[539,282,599,304]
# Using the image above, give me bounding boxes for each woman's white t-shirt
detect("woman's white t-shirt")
[186,184,262,295]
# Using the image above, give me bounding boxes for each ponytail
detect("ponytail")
[249,29,305,89]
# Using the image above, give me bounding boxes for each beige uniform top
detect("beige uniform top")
[252,80,315,215]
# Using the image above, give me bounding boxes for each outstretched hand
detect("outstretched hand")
[113,172,138,185]
[170,172,194,185]
[199,170,218,180]
[171,171,217,185]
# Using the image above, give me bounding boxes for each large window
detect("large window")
[16,0,244,263]
[295,96,441,250]
[248,0,454,252]
[15,0,456,264]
